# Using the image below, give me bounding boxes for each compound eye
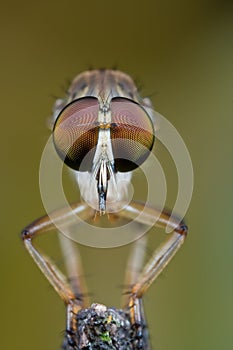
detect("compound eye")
[53,97,99,171]
[110,97,155,172]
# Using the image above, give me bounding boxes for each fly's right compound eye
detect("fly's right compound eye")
[53,97,99,171]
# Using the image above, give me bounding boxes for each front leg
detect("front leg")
[120,201,188,298]
[21,201,92,306]
[119,201,187,350]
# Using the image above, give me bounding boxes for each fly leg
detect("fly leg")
[21,201,96,349]
[119,202,188,349]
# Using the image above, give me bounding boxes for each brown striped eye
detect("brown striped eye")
[53,97,99,171]
[110,97,155,172]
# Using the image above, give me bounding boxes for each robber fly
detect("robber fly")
[22,69,188,349]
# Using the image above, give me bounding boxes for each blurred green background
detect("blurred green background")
[1,0,233,349]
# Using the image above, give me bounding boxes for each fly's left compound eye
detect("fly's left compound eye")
[53,97,99,171]
[110,97,155,172]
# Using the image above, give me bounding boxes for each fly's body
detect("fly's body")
[22,69,188,349]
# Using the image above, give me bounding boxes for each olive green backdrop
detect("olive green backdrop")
[1,1,232,349]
